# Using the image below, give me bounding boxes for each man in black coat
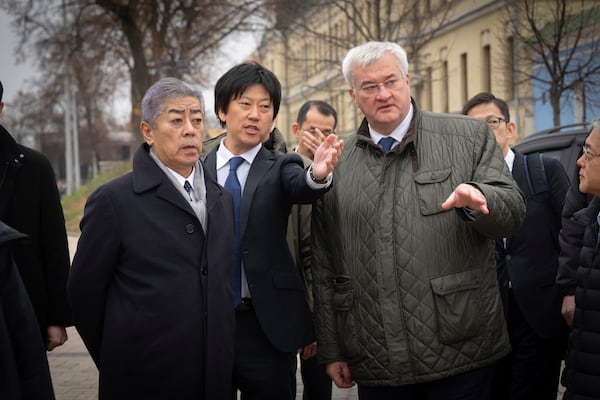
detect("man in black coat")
[67,78,235,399]
[560,116,600,400]
[0,221,55,400]
[203,62,343,400]
[0,80,72,352]
[463,93,570,400]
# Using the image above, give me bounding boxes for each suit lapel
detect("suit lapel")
[240,147,274,235]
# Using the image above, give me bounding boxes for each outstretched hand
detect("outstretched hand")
[441,183,489,214]
[312,134,344,181]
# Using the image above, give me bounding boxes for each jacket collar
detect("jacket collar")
[0,125,24,163]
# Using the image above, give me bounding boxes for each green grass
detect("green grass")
[61,160,132,234]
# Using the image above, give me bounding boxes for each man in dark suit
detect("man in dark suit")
[67,78,235,399]
[0,80,72,352]
[463,93,570,400]
[203,62,343,400]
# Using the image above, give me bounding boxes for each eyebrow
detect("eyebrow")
[167,108,203,115]
[239,94,271,103]
[361,74,398,85]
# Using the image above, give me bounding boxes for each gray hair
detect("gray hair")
[592,116,600,131]
[141,77,205,127]
[342,41,409,89]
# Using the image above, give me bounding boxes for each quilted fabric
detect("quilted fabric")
[312,107,526,386]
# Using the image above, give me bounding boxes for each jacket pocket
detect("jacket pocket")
[430,270,484,344]
[332,275,359,355]
[414,168,452,216]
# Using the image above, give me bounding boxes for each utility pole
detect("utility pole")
[62,0,79,195]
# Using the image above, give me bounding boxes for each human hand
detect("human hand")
[297,128,327,159]
[561,295,575,327]
[311,134,344,180]
[326,361,354,388]
[300,341,317,360]
[441,183,489,214]
[47,325,68,351]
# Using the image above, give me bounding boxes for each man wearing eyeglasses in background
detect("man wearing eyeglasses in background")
[290,100,337,400]
[311,42,526,400]
[560,116,600,400]
[463,93,570,400]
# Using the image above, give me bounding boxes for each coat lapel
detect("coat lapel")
[132,144,197,218]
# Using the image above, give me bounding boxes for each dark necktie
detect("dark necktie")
[183,180,193,201]
[380,137,395,153]
[224,157,244,305]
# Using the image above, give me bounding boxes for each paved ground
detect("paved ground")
[52,234,563,399]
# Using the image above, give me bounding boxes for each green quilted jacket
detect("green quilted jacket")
[312,104,525,386]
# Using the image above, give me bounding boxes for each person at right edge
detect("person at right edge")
[463,92,570,400]
[311,41,526,400]
[558,116,600,400]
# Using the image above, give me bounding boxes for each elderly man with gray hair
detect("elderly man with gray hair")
[68,77,235,399]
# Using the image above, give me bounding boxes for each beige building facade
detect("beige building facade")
[257,0,592,146]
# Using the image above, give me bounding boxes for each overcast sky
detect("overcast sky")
[0,10,38,105]
[0,8,258,128]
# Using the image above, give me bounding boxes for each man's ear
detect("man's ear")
[349,88,358,105]
[140,121,154,145]
[291,123,301,138]
[507,121,516,139]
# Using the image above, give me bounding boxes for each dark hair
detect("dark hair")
[296,100,338,130]
[0,80,3,102]
[462,92,511,122]
[214,62,281,128]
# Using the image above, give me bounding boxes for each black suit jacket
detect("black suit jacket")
[204,144,324,353]
[68,143,235,399]
[496,150,569,338]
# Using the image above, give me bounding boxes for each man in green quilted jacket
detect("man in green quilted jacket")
[311,41,525,400]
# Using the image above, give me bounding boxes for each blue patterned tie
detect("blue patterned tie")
[183,180,193,201]
[224,157,244,305]
[379,137,395,153]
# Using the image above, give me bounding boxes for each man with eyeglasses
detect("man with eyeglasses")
[559,116,600,400]
[290,100,337,400]
[311,41,525,400]
[463,92,570,400]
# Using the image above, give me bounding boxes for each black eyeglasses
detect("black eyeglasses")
[581,145,600,161]
[485,116,507,129]
[358,79,403,96]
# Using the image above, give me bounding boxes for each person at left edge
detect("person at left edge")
[0,221,55,400]
[67,77,235,399]
[203,61,343,400]
[0,80,72,352]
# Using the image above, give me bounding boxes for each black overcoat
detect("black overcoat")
[68,143,235,399]
[0,126,72,340]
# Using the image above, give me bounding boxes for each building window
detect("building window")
[506,36,515,101]
[461,53,468,106]
[482,45,491,93]
[443,60,449,113]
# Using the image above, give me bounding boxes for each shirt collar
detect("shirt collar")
[505,149,515,172]
[368,103,414,144]
[216,136,262,170]
[149,147,196,187]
